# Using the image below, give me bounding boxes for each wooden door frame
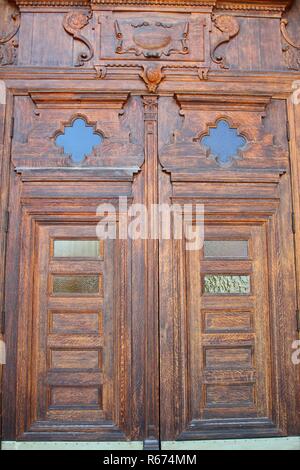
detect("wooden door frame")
[0,75,300,445]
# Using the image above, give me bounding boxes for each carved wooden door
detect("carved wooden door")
[158,94,300,441]
[2,92,153,442]
[1,0,300,448]
[2,90,300,445]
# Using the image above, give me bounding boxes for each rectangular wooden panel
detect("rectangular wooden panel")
[205,384,255,408]
[49,311,101,335]
[49,386,102,409]
[204,347,253,370]
[50,349,101,370]
[203,311,253,333]
[5,216,134,440]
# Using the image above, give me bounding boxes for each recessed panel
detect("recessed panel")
[50,386,102,409]
[50,349,101,370]
[50,312,101,335]
[203,275,251,295]
[204,240,248,259]
[53,240,101,258]
[205,384,255,408]
[204,347,253,369]
[203,311,252,333]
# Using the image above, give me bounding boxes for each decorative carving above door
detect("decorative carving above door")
[114,19,190,58]
[63,10,94,67]
[210,15,240,69]
[4,0,296,87]
[95,10,211,81]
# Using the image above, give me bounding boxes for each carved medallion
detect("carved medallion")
[0,13,20,66]
[114,19,189,58]
[63,10,94,66]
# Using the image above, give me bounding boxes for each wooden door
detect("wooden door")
[1,92,155,442]
[1,89,300,444]
[158,94,300,441]
[1,0,300,443]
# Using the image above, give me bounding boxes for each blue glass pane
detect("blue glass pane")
[55,118,103,164]
[201,120,246,166]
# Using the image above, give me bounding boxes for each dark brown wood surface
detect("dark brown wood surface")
[0,0,300,444]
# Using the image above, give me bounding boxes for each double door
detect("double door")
[2,91,299,445]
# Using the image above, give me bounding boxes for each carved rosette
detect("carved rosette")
[211,15,240,69]
[0,13,20,66]
[63,10,94,66]
[281,19,300,71]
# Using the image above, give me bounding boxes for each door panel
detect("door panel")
[185,222,279,433]
[31,224,111,427]
[12,204,133,440]
[158,95,298,440]
[2,92,148,442]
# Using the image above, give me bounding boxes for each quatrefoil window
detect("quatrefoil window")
[201,119,247,167]
[55,117,103,164]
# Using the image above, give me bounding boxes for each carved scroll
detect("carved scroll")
[63,10,94,67]
[114,19,189,58]
[281,19,300,70]
[0,13,20,66]
[210,15,239,69]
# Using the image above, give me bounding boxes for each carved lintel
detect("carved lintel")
[0,13,20,67]
[281,19,300,71]
[210,15,240,69]
[63,10,94,67]
[140,65,165,93]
